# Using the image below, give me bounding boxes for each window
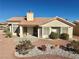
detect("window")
[62,27,68,33]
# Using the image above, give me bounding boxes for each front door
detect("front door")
[33,27,38,37]
[27,27,33,35]
[23,27,27,36]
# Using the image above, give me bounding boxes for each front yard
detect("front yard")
[0,30,73,59]
[15,39,79,59]
[14,34,79,59]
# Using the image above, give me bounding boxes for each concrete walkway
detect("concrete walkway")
[0,30,71,59]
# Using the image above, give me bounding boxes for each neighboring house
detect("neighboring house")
[73,20,79,36]
[7,11,75,39]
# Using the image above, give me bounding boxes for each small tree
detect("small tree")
[60,33,69,40]
[49,32,59,39]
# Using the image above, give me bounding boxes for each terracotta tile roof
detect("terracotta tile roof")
[7,17,75,27]
[19,17,75,27]
[19,18,52,26]
[7,17,24,22]
[54,17,75,27]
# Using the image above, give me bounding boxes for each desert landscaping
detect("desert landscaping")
[0,1,79,59]
[0,29,79,59]
[0,30,74,59]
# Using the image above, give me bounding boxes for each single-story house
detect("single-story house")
[7,11,75,39]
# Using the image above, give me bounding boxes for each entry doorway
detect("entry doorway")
[33,27,38,37]
[23,27,27,36]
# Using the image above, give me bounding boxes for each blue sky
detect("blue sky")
[0,0,79,22]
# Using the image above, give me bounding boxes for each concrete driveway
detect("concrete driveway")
[0,30,71,59]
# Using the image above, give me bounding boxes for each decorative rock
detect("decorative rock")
[15,44,79,59]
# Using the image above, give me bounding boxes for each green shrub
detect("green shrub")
[70,40,79,54]
[3,28,10,33]
[49,32,59,39]
[15,40,34,55]
[60,33,69,40]
[71,40,79,48]
[5,32,12,38]
[4,28,12,38]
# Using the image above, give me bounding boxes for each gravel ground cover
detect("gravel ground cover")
[0,30,71,59]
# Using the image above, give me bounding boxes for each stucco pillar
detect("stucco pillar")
[38,27,42,38]
[20,26,23,37]
[68,27,73,39]
[42,27,44,38]
[60,27,63,34]
[49,27,51,34]
[38,28,39,38]
[9,25,12,33]
[11,24,14,35]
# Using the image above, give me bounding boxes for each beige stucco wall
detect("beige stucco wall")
[41,20,73,38]
[8,20,73,39]
[19,26,23,37]
[42,27,51,38]
[9,25,12,33]
[68,27,73,39]
[41,20,70,27]
[38,27,42,38]
[60,27,73,38]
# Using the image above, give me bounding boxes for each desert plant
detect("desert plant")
[3,27,9,33]
[49,32,59,39]
[37,45,46,51]
[66,41,79,54]
[15,40,34,55]
[60,33,69,40]
[71,41,79,51]
[50,46,54,49]
[41,45,46,51]
[4,28,12,38]
[5,32,12,38]
[60,41,79,54]
[71,40,79,46]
